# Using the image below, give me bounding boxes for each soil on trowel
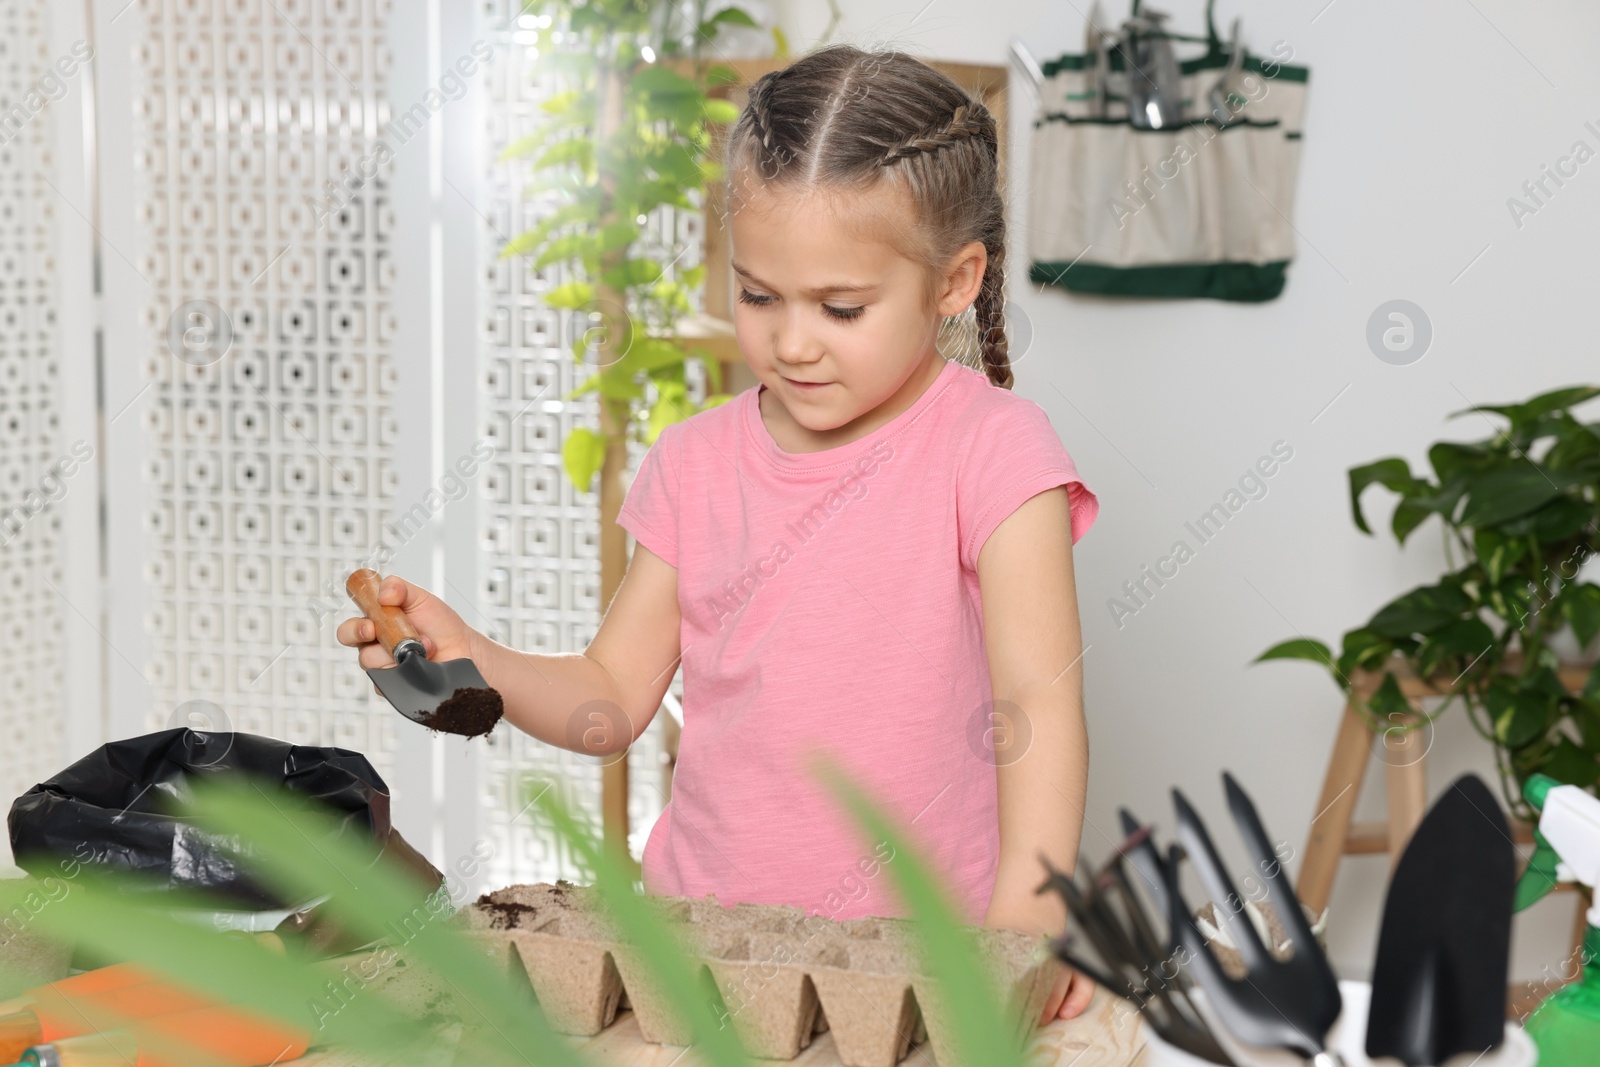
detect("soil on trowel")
[414,686,504,738]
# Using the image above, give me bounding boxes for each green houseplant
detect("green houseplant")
[1256,385,1600,821]
[497,0,773,490]
[495,0,778,857]
[3,763,1038,1067]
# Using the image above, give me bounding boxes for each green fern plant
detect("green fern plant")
[3,758,1037,1066]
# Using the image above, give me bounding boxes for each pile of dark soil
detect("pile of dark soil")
[414,686,503,738]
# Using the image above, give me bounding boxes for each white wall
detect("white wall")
[768,0,1600,982]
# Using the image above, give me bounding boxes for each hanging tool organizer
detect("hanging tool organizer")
[1028,0,1311,302]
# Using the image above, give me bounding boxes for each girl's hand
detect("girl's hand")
[1039,963,1096,1025]
[335,574,488,681]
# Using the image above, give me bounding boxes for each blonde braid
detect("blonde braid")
[877,103,994,168]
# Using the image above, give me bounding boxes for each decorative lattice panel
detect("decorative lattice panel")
[477,2,699,884]
[129,0,400,770]
[0,0,66,808]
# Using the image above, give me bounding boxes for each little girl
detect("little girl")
[339,44,1100,1022]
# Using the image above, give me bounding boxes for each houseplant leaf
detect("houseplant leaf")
[1428,440,1495,485]
[542,281,596,310]
[598,219,640,251]
[565,366,646,402]
[1563,582,1600,649]
[1417,616,1497,680]
[1365,671,1413,722]
[1458,466,1586,527]
[1404,474,1471,527]
[1252,637,1333,666]
[1391,497,1435,544]
[535,232,601,270]
[600,258,664,290]
[1529,495,1594,541]
[703,98,741,124]
[647,380,689,442]
[1486,678,1556,749]
[1452,386,1600,429]
[563,426,607,493]
[1539,737,1600,788]
[1348,458,1423,535]
[1574,699,1600,754]
[1367,581,1473,640]
[1543,416,1600,469]
[498,201,592,260]
[1473,527,1528,585]
[1486,577,1535,629]
[533,137,596,174]
[616,337,688,375]
[697,7,758,34]
[1335,626,1394,681]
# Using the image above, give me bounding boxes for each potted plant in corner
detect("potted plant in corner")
[1256,385,1600,822]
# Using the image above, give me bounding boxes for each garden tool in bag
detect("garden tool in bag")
[1029,0,1311,301]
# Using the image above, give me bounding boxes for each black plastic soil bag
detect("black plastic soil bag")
[8,728,407,911]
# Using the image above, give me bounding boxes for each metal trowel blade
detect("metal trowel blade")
[366,650,492,724]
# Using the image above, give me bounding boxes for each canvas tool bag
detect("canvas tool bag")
[1028,0,1311,302]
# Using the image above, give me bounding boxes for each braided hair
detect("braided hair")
[726,46,1014,390]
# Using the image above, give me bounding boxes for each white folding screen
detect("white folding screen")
[4,0,680,889]
[0,0,71,812]
[127,0,406,772]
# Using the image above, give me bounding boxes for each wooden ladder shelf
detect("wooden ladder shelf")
[1295,654,1593,1014]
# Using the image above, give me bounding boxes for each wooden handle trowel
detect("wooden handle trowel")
[345,568,504,739]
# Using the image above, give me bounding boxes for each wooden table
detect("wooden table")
[293,985,1147,1067]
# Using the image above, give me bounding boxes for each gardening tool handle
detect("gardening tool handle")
[346,568,422,658]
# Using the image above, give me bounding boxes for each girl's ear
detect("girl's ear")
[936,240,988,316]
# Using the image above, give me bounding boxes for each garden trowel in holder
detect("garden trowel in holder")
[345,568,504,739]
[1364,773,1515,1066]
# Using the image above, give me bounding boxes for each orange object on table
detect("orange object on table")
[19,1005,309,1067]
[0,974,221,1063]
[0,930,290,1061]
[0,964,154,1018]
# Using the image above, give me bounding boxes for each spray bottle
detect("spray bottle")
[1511,772,1600,1065]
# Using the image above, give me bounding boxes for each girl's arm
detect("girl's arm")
[337,546,682,757]
[974,484,1095,1018]
[477,543,684,754]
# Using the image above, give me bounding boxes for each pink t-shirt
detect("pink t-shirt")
[616,358,1098,923]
